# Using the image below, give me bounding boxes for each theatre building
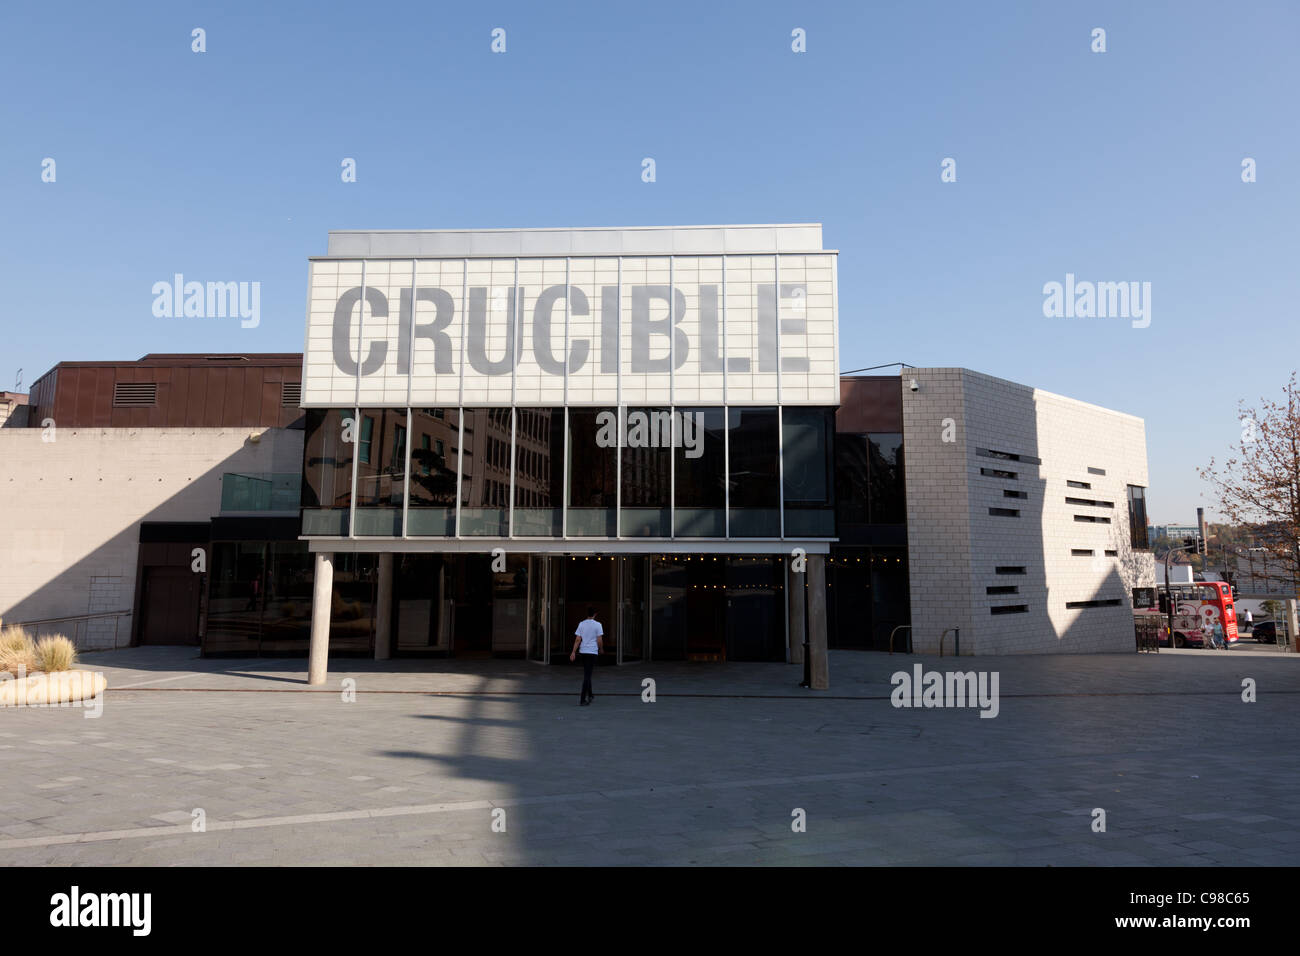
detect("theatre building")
[299,224,844,686]
[0,223,1157,681]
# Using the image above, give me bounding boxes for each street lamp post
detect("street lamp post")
[1165,542,1197,645]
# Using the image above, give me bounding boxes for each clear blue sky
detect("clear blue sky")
[2,0,1296,524]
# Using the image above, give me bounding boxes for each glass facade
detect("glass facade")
[1127,485,1149,550]
[354,408,406,536]
[620,408,672,537]
[835,431,905,528]
[650,554,786,661]
[567,408,617,536]
[514,408,564,536]
[408,408,458,535]
[826,548,911,650]
[203,540,314,655]
[300,405,838,540]
[461,408,509,536]
[674,407,726,537]
[727,407,781,536]
[301,409,355,535]
[782,407,835,537]
[221,473,301,512]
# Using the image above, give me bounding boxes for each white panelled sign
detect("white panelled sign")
[302,254,838,406]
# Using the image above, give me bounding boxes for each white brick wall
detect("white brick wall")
[0,426,303,649]
[904,369,1155,655]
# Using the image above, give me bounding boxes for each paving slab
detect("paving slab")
[0,646,1297,865]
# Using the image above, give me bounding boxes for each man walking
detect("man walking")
[570,606,603,706]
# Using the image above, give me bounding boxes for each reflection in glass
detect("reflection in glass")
[674,407,725,536]
[354,408,406,535]
[727,407,780,536]
[221,473,301,513]
[1127,485,1149,549]
[513,408,564,536]
[621,408,672,536]
[408,408,459,535]
[782,407,835,537]
[460,408,509,536]
[867,434,905,524]
[394,554,449,651]
[301,409,354,535]
[567,409,616,536]
[259,542,313,652]
[204,542,266,653]
[329,553,375,651]
[835,434,870,526]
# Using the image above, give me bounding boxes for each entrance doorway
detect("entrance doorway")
[529,555,650,665]
[394,554,450,654]
[617,556,648,664]
[140,566,201,645]
[648,555,785,662]
[450,554,493,657]
[556,556,614,664]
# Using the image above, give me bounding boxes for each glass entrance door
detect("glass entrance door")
[547,556,568,663]
[527,555,549,663]
[618,556,649,663]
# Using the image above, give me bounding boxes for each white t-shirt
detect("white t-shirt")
[575,618,603,654]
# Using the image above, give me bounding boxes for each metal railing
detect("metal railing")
[2,610,133,648]
[939,627,961,657]
[888,625,912,654]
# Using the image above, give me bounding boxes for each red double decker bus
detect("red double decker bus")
[1160,581,1238,648]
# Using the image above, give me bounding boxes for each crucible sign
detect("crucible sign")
[302,254,838,407]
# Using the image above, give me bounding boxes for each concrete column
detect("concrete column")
[308,552,334,686]
[374,552,394,661]
[787,561,805,665]
[807,554,829,690]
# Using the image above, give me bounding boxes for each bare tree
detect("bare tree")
[1200,372,1300,599]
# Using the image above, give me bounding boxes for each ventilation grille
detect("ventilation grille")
[281,382,302,408]
[112,382,157,407]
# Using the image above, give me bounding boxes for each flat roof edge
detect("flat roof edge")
[327,223,824,234]
[309,249,839,261]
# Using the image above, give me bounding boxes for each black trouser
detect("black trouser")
[579,652,597,700]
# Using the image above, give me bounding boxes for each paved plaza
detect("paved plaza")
[1,645,1297,866]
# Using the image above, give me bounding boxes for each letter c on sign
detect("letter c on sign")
[333,287,389,376]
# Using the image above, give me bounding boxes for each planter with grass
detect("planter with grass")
[0,628,106,707]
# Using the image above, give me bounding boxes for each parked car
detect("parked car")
[1253,620,1287,644]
